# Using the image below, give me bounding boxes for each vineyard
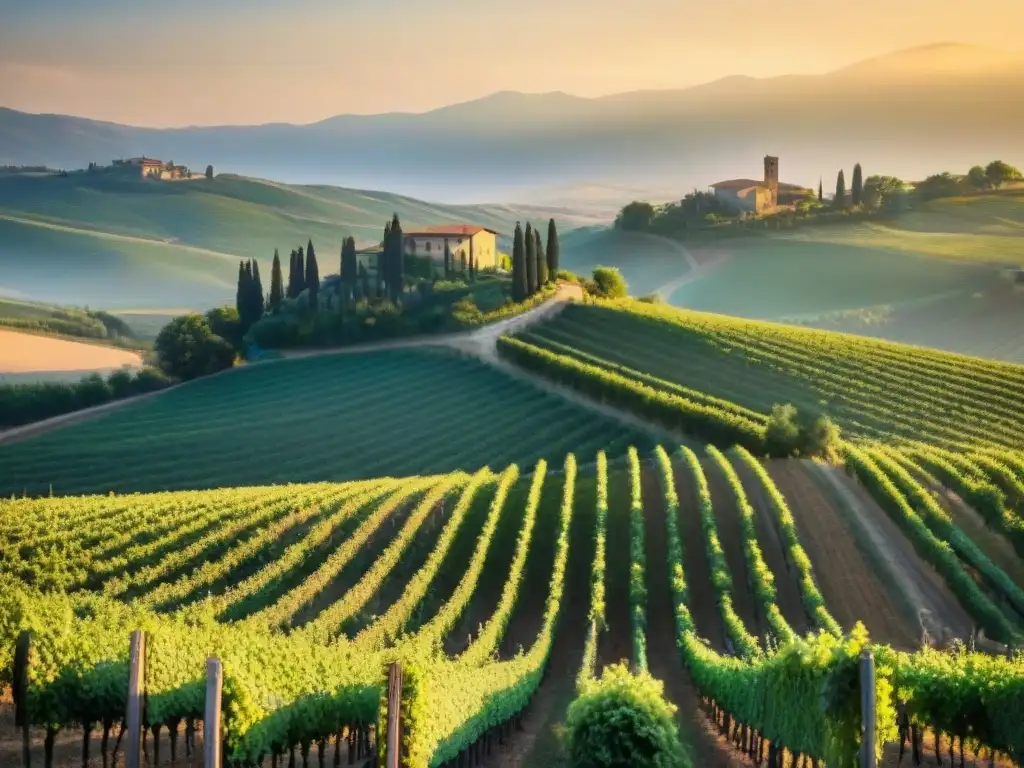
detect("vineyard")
[500,299,1024,452]
[0,347,655,497]
[3,441,1024,767]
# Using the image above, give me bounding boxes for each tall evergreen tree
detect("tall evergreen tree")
[305,239,320,310]
[535,228,548,286]
[525,223,537,296]
[512,222,527,302]
[818,179,823,202]
[269,249,284,312]
[851,163,864,206]
[295,246,305,292]
[287,250,297,298]
[388,214,404,300]
[460,251,467,275]
[251,259,264,318]
[444,242,452,278]
[545,219,559,280]
[236,261,248,319]
[382,221,392,298]
[834,170,846,209]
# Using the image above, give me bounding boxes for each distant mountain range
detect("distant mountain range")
[3,43,1024,204]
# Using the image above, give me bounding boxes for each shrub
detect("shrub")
[764,403,841,460]
[591,267,628,299]
[567,664,689,768]
[637,294,664,304]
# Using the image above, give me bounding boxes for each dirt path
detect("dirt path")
[646,236,732,301]
[810,463,975,645]
[703,460,766,643]
[641,467,754,768]
[483,481,596,768]
[768,461,919,649]
[733,461,811,636]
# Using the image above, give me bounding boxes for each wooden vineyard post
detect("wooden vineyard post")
[385,662,403,768]
[859,649,876,768]
[125,630,146,768]
[14,631,30,768]
[205,657,224,768]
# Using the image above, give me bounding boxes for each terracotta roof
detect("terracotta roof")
[710,178,766,190]
[403,225,499,237]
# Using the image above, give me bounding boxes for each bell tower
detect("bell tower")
[764,155,779,206]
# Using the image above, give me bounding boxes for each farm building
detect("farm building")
[108,157,193,180]
[710,156,810,214]
[403,225,500,270]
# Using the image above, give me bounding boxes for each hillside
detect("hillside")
[2,44,1024,201]
[502,299,1024,452]
[0,173,599,309]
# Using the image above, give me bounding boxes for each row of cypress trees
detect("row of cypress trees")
[820,163,864,207]
[511,219,560,302]
[236,259,265,333]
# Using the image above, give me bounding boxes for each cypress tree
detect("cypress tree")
[287,250,297,298]
[269,249,284,312]
[236,261,248,319]
[835,170,846,209]
[295,246,305,292]
[444,241,451,278]
[525,222,537,296]
[305,239,319,310]
[382,222,392,298]
[251,259,264,318]
[545,219,559,280]
[851,163,863,206]
[460,251,467,275]
[535,228,548,286]
[389,214,404,300]
[818,179,823,202]
[512,222,527,302]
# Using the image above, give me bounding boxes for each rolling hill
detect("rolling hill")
[0,173,601,309]
[2,43,1023,202]
[559,189,1024,362]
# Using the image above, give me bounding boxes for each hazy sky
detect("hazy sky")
[2,0,1023,127]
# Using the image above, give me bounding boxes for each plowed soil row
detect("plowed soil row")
[674,462,728,652]
[765,460,919,649]
[703,460,766,643]
[641,467,753,768]
[499,477,564,659]
[595,469,634,672]
[483,479,596,768]
[809,463,974,645]
[733,461,811,636]
[444,482,531,655]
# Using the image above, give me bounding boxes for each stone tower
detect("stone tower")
[764,155,779,207]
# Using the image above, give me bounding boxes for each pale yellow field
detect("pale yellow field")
[0,329,142,383]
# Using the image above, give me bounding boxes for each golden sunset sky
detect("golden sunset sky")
[1,0,1022,126]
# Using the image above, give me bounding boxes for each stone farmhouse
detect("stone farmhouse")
[710,156,809,214]
[108,157,194,180]
[358,224,501,276]
[403,225,499,270]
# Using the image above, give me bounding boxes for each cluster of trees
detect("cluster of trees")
[380,215,406,301]
[511,219,560,301]
[0,367,170,429]
[236,259,265,335]
[916,160,1022,202]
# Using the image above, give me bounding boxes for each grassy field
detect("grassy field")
[0,346,655,496]
[0,173,601,309]
[4,442,1022,767]
[0,328,142,385]
[559,227,693,296]
[511,300,1024,451]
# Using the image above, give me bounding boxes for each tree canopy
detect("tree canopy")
[155,314,236,382]
[615,201,656,231]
